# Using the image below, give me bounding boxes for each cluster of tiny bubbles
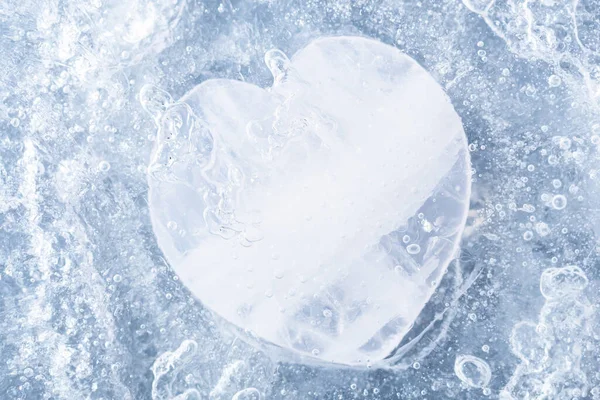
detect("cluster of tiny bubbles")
[232,387,262,400]
[454,354,492,390]
[502,265,593,399]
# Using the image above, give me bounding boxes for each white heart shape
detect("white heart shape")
[144,36,471,366]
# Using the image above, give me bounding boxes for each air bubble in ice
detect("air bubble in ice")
[98,161,111,172]
[548,75,562,87]
[406,244,421,254]
[539,265,588,300]
[146,36,471,366]
[551,194,567,210]
[454,355,492,388]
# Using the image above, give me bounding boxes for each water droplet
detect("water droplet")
[454,355,491,388]
[10,117,20,127]
[113,274,122,283]
[323,308,333,318]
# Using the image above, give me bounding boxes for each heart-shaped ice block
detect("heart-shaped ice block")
[143,36,471,366]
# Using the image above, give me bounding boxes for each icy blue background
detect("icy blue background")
[1,0,600,399]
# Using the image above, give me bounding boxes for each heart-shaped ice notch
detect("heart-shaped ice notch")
[143,36,471,366]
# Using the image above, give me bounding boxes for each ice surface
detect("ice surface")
[5,0,600,397]
[146,36,471,365]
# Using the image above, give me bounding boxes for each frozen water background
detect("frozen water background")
[1,0,600,399]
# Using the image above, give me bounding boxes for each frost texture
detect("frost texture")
[2,0,600,399]
[146,36,470,366]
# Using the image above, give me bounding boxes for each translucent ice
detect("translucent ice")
[145,36,471,366]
